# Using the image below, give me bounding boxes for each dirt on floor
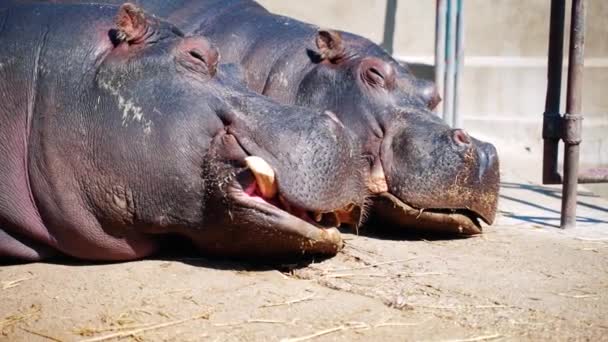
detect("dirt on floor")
[1,220,607,342]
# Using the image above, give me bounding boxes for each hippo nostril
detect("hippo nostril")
[452,129,471,146]
[476,143,499,180]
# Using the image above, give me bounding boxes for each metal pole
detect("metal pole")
[453,0,464,128]
[560,0,586,229]
[382,0,398,55]
[434,0,447,118]
[444,0,457,126]
[542,0,565,185]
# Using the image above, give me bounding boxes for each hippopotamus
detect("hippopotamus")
[20,0,500,234]
[0,3,371,262]
[107,0,500,233]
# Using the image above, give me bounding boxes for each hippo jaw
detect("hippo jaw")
[219,160,362,256]
[230,174,341,252]
[370,192,497,235]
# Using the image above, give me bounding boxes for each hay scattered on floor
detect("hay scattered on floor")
[278,320,424,342]
[261,293,316,308]
[19,327,64,342]
[74,323,159,337]
[574,237,608,242]
[77,313,209,342]
[323,271,444,279]
[280,325,346,342]
[441,333,503,342]
[1,275,35,290]
[556,292,599,299]
[322,258,417,273]
[373,321,424,328]
[0,304,42,335]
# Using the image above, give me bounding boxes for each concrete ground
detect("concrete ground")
[1,153,607,342]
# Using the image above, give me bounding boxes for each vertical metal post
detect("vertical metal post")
[434,0,447,118]
[560,0,586,229]
[444,0,457,126]
[382,0,398,55]
[453,0,464,128]
[542,0,566,185]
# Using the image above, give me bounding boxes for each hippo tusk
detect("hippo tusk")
[245,156,278,199]
[368,161,389,194]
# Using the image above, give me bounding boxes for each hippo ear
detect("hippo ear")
[316,29,346,63]
[115,3,152,43]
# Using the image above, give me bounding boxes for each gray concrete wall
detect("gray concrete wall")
[258,0,608,57]
[258,0,608,167]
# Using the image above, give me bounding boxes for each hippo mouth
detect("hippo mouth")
[227,157,361,254]
[371,192,487,235]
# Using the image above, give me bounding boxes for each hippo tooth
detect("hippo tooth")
[314,212,323,222]
[245,156,278,199]
[368,162,389,194]
[330,212,341,227]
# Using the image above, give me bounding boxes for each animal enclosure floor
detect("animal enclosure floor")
[2,159,607,341]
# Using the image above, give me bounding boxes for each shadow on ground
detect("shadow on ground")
[499,182,608,228]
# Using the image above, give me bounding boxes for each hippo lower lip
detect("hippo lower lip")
[372,193,485,235]
[227,167,359,254]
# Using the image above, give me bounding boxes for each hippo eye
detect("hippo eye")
[360,58,395,90]
[369,67,384,80]
[189,50,206,63]
[364,66,387,88]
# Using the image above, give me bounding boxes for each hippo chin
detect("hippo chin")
[0,3,368,261]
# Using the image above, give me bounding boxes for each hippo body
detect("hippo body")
[0,3,368,261]
[6,0,501,234]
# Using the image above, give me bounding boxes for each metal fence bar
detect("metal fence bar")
[542,0,565,185]
[434,0,447,118]
[453,0,464,128]
[382,0,398,55]
[443,0,457,126]
[560,0,586,229]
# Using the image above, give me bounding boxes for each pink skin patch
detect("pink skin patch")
[244,181,282,207]
[243,179,315,224]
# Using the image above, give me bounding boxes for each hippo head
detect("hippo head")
[294,30,498,234]
[303,29,441,111]
[373,109,500,234]
[91,4,367,258]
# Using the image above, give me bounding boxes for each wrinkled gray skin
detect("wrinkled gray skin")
[10,0,501,234]
[0,3,368,262]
